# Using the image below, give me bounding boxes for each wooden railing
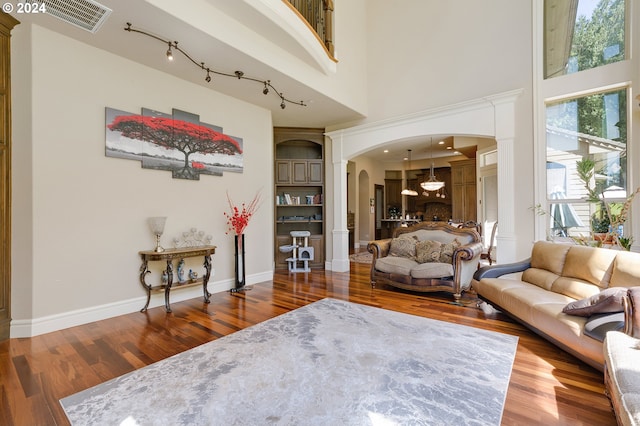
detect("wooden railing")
[286,0,334,57]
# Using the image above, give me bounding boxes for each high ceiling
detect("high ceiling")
[12,0,494,162]
[11,0,363,128]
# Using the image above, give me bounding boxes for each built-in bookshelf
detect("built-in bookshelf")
[273,127,325,269]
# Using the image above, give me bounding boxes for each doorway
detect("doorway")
[375,184,384,240]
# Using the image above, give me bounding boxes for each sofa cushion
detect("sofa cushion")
[530,241,571,275]
[521,268,560,291]
[562,287,627,317]
[389,236,417,259]
[551,276,601,301]
[562,245,617,288]
[439,239,461,264]
[603,332,640,426]
[415,240,443,263]
[374,256,419,275]
[610,250,640,288]
[410,262,453,279]
[583,312,624,342]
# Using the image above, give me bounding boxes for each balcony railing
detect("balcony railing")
[286,0,334,57]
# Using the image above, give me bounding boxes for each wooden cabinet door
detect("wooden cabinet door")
[385,179,402,212]
[292,161,308,184]
[307,160,323,184]
[275,161,291,184]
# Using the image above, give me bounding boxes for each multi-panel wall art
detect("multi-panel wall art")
[105,107,243,180]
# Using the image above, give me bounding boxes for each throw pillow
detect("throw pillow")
[389,236,417,259]
[439,239,461,264]
[562,287,627,317]
[415,240,442,263]
[583,312,625,342]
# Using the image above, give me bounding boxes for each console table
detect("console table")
[139,245,216,313]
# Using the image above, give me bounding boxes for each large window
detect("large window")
[542,0,630,241]
[544,0,625,78]
[545,89,627,237]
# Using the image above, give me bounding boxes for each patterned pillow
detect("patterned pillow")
[415,240,443,263]
[439,239,461,263]
[389,236,417,259]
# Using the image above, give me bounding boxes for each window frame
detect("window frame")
[534,0,637,243]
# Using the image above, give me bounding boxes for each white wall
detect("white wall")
[327,0,535,262]
[11,23,274,336]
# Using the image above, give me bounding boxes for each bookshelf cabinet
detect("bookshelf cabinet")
[274,128,325,269]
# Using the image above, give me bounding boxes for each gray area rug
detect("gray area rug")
[60,298,518,425]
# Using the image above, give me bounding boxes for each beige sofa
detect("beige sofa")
[472,240,640,371]
[367,221,483,300]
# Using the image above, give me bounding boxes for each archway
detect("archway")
[326,89,522,272]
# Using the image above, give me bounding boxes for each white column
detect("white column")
[329,134,350,272]
[492,96,518,263]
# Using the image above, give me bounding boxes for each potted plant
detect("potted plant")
[576,158,639,250]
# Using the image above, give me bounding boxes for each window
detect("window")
[544,0,625,79]
[542,0,631,241]
[545,89,627,237]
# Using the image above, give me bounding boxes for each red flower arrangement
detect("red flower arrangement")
[224,190,262,235]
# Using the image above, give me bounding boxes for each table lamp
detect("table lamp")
[148,217,167,252]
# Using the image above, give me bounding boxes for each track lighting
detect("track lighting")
[124,23,306,109]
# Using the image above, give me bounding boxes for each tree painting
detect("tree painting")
[105,107,243,180]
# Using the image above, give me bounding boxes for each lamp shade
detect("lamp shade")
[420,178,445,191]
[401,188,419,196]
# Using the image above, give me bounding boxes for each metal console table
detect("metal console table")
[138,245,216,313]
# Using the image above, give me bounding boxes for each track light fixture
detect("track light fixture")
[125,23,306,109]
[166,41,173,61]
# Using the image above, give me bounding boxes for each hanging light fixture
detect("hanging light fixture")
[420,138,445,192]
[401,149,418,196]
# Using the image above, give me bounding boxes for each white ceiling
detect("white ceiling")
[11,0,362,128]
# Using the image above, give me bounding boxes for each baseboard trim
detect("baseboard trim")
[10,271,274,338]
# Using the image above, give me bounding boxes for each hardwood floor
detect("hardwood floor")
[0,262,616,425]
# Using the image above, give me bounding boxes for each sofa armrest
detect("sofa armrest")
[455,241,483,261]
[453,241,484,290]
[623,287,640,338]
[367,239,392,260]
[473,258,532,280]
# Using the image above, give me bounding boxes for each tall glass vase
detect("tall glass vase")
[232,233,247,292]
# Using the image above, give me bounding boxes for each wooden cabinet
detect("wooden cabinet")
[0,13,18,341]
[384,179,402,215]
[274,128,325,269]
[450,159,477,223]
[276,160,323,185]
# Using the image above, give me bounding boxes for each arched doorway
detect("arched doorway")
[326,89,522,272]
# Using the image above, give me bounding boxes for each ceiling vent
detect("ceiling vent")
[41,0,112,33]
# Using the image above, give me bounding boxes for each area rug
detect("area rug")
[349,251,373,263]
[60,298,518,426]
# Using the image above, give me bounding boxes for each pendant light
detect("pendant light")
[401,149,418,196]
[420,138,445,192]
